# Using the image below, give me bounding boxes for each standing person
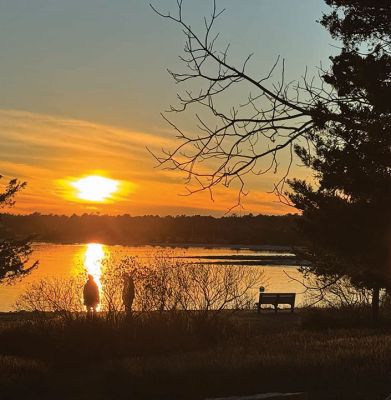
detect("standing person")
[122,273,135,317]
[83,274,100,316]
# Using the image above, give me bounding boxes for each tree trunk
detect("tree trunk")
[372,286,380,323]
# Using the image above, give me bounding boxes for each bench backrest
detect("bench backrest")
[259,292,296,305]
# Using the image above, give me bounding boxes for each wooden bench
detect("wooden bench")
[257,292,296,313]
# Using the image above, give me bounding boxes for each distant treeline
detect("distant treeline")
[0,213,303,246]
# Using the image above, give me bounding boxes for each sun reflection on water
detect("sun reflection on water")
[84,243,107,289]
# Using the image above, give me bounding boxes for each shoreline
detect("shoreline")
[30,241,299,252]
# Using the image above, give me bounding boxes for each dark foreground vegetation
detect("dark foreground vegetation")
[0,213,302,246]
[1,308,391,400]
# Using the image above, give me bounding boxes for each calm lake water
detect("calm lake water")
[0,243,306,311]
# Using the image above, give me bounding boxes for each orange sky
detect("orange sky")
[0,109,305,216]
[0,2,330,216]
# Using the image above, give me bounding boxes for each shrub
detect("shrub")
[15,277,84,318]
[14,251,265,324]
[105,253,264,318]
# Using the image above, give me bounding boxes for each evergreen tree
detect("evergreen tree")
[288,0,391,319]
[0,177,37,282]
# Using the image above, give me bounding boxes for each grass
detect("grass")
[1,308,391,400]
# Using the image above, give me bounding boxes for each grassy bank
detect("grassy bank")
[1,309,391,400]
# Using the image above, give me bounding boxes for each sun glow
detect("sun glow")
[71,175,119,202]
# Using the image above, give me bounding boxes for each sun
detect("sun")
[71,175,119,202]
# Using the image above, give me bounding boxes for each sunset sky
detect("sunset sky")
[0,0,334,216]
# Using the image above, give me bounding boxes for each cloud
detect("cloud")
[0,109,295,215]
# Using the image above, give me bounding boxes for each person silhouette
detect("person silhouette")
[83,274,100,316]
[122,273,135,317]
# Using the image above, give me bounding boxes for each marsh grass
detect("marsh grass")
[0,312,242,364]
[1,309,391,399]
[301,305,391,330]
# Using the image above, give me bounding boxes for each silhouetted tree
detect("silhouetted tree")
[0,177,37,282]
[149,1,370,203]
[0,213,302,246]
[151,1,390,317]
[288,0,391,319]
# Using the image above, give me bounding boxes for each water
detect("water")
[0,243,306,311]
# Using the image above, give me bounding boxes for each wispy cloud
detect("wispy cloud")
[0,109,295,215]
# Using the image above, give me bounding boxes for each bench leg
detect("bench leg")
[291,304,294,313]
[274,304,278,313]
[257,295,261,314]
